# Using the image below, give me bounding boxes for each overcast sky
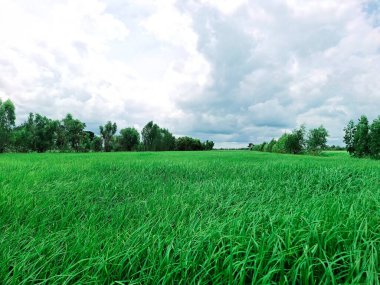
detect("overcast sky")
[1,0,379,147]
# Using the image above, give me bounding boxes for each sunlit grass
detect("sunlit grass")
[0,151,379,284]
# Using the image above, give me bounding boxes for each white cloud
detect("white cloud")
[176,0,380,144]
[0,0,211,132]
[0,0,130,120]
[199,0,247,15]
[248,99,294,128]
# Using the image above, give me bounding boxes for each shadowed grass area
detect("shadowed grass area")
[0,151,379,284]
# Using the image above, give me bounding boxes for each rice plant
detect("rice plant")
[0,151,379,284]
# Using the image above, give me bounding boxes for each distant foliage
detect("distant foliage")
[140,122,214,151]
[344,115,380,159]
[252,125,329,156]
[176,136,203,151]
[343,120,356,155]
[141,121,160,151]
[273,134,289,153]
[354,116,370,157]
[325,145,346,151]
[80,132,93,153]
[91,136,103,152]
[63,114,86,152]
[142,121,176,151]
[13,113,59,152]
[160,128,176,151]
[284,125,306,154]
[117,127,140,151]
[100,121,117,152]
[263,139,276,152]
[0,99,16,152]
[0,99,214,153]
[203,140,215,151]
[369,117,380,159]
[306,126,329,155]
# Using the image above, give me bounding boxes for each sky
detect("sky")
[0,0,379,148]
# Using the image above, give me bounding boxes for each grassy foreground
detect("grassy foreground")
[0,151,379,284]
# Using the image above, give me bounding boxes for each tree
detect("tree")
[54,123,68,151]
[79,133,92,152]
[354,115,369,157]
[141,121,160,151]
[285,125,306,154]
[159,128,176,151]
[84,131,95,141]
[252,144,263,151]
[265,139,277,153]
[202,140,214,150]
[0,99,219,154]
[306,126,328,155]
[63,114,86,152]
[0,99,16,152]
[118,127,140,151]
[13,113,62,152]
[100,121,117,152]
[343,120,356,156]
[369,116,380,159]
[33,114,58,152]
[91,136,103,152]
[141,122,176,151]
[176,136,203,151]
[260,142,267,152]
[11,113,34,152]
[272,134,289,153]
[12,125,30,152]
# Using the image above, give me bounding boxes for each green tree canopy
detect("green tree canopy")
[91,136,103,152]
[159,128,176,151]
[266,139,277,153]
[176,136,203,151]
[306,126,329,154]
[63,114,86,152]
[100,121,117,152]
[354,115,369,157]
[0,99,16,152]
[369,116,380,159]
[141,121,160,151]
[343,120,356,156]
[202,140,214,151]
[118,127,140,151]
[284,125,306,154]
[272,134,289,153]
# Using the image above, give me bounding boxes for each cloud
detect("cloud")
[0,0,379,147]
[0,0,130,120]
[0,0,210,130]
[248,99,294,128]
[174,0,380,145]
[198,0,247,15]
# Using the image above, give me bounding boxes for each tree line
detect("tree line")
[250,115,380,160]
[0,99,214,153]
[2,98,379,158]
[249,125,329,155]
[343,115,380,159]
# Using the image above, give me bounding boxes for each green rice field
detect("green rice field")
[0,151,379,284]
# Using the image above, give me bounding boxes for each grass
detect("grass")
[0,151,379,284]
